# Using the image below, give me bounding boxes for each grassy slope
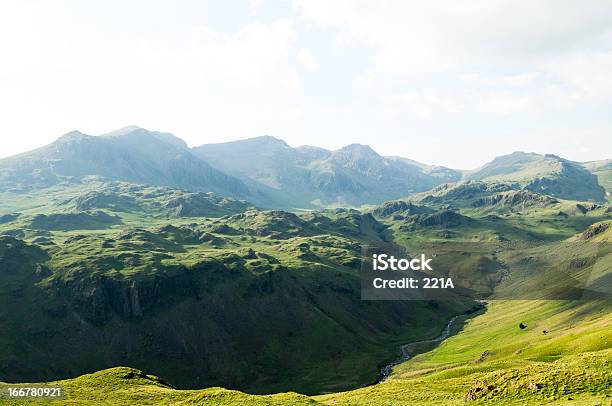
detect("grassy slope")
[1,367,320,405]
[318,221,612,404]
[1,185,610,404]
[2,298,609,405]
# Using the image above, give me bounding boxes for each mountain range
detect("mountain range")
[0,126,608,206]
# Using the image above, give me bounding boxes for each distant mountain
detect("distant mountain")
[192,136,461,207]
[2,129,607,207]
[0,127,248,198]
[465,152,606,202]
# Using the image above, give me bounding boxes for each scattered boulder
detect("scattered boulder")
[527,381,541,390]
[579,221,610,240]
[464,380,495,401]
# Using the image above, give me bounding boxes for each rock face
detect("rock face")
[417,181,516,208]
[65,267,198,324]
[373,200,433,218]
[225,210,315,239]
[579,221,610,240]
[408,210,470,228]
[472,190,556,209]
[163,193,251,217]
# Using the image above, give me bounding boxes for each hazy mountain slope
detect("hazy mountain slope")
[3,129,607,209]
[465,152,606,202]
[0,127,248,198]
[582,158,612,201]
[193,136,460,207]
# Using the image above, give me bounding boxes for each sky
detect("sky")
[0,0,611,168]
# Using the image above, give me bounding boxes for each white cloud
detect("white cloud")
[294,0,612,114]
[0,3,302,157]
[297,48,319,72]
[293,0,612,72]
[461,73,538,88]
[0,0,610,167]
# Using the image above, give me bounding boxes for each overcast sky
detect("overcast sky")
[0,0,611,168]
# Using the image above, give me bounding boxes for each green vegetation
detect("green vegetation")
[0,184,476,394]
[0,131,610,404]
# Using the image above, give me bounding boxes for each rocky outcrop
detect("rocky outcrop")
[410,210,470,228]
[579,221,610,240]
[472,190,556,209]
[60,267,200,325]
[373,201,433,218]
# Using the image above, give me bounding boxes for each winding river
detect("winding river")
[378,303,486,383]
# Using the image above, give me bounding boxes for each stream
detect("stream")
[377,303,486,383]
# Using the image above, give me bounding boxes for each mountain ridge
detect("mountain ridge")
[193,135,461,207]
[0,127,249,198]
[1,128,608,207]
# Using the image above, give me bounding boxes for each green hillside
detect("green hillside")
[0,173,610,404]
[2,224,610,404]
[0,185,476,394]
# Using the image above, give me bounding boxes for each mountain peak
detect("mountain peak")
[248,135,289,147]
[333,143,381,163]
[103,125,144,137]
[54,130,91,144]
[102,126,188,150]
[337,143,377,153]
